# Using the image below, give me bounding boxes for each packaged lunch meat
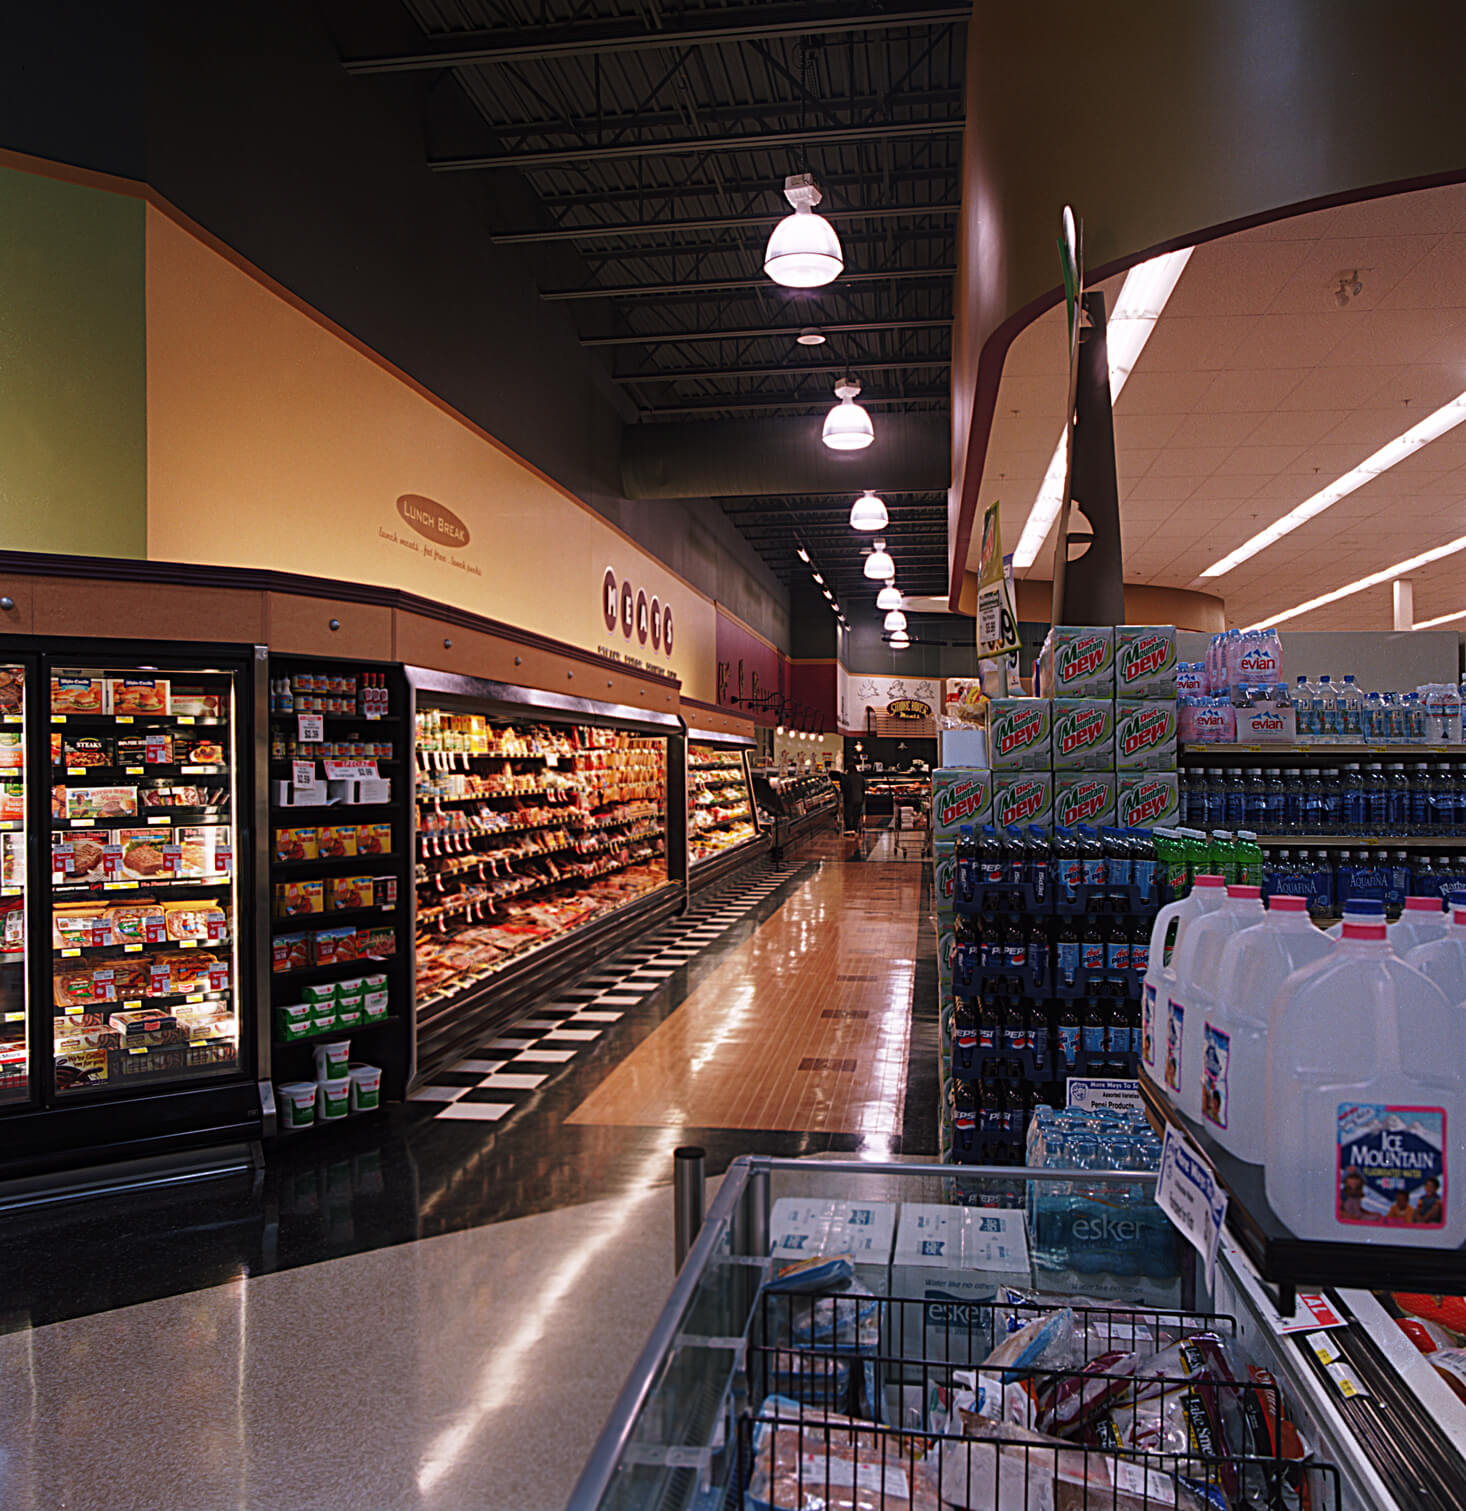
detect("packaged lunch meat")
[107,902,167,946]
[275,827,319,862]
[51,675,103,715]
[312,926,358,965]
[169,687,222,719]
[54,965,120,1009]
[148,950,220,995]
[0,896,22,952]
[327,876,373,910]
[162,900,228,943]
[53,904,109,949]
[356,822,391,855]
[0,666,24,713]
[273,932,311,973]
[317,825,358,859]
[179,825,228,876]
[0,731,20,771]
[65,785,138,821]
[1235,1366,1313,1511]
[108,678,170,716]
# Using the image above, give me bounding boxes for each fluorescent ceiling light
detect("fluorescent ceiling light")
[1243,534,1466,630]
[1412,608,1466,630]
[1202,390,1466,578]
[1012,246,1193,570]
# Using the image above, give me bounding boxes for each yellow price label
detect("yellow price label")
[60,947,81,958]
[178,939,197,949]
[128,1045,147,1055]
[148,816,169,826]
[122,999,141,1010]
[4,1011,23,1022]
[177,715,196,725]
[73,818,94,828]
[190,1040,208,1048]
[126,766,144,775]
[115,716,134,725]
[123,943,142,953]
[103,881,128,891]
[67,767,85,776]
[51,715,66,725]
[65,1005,83,1016]
[186,993,203,1004]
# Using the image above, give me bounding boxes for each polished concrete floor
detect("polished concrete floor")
[0,830,934,1511]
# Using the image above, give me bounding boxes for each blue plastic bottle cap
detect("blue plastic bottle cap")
[1343,897,1386,914]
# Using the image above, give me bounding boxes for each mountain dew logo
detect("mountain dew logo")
[1057,706,1107,755]
[1119,706,1174,755]
[1056,780,1109,825]
[1120,779,1175,826]
[996,779,1047,825]
[1055,634,1108,684]
[1118,633,1173,685]
[993,705,1046,757]
[936,775,989,827]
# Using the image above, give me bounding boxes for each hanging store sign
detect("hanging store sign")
[886,698,933,720]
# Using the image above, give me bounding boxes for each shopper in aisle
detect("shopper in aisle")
[840,762,867,837]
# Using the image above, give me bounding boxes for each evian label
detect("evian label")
[1114,700,1178,769]
[1048,626,1114,696]
[1053,773,1116,828]
[1051,699,1115,771]
[1118,773,1180,828]
[931,769,991,837]
[1115,625,1178,697]
[988,699,1051,770]
[992,774,1051,829]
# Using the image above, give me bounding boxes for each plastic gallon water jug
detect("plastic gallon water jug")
[1144,875,1226,1105]
[1404,907,1466,1006]
[1170,884,1265,1124]
[1389,895,1450,954]
[1202,896,1334,1165]
[1265,900,1466,1246]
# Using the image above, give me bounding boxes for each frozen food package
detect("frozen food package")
[108,677,170,716]
[53,831,108,883]
[60,735,110,769]
[746,1397,941,1511]
[982,1308,1080,1385]
[1235,1366,1313,1511]
[50,675,103,714]
[1429,1348,1466,1406]
[65,785,137,821]
[767,1255,857,1294]
[117,829,169,881]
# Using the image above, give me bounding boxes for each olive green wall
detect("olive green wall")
[0,163,146,557]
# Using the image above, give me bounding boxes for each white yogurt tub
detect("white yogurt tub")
[313,1039,351,1082]
[277,1080,318,1131]
[349,1062,383,1112]
[316,1078,350,1121]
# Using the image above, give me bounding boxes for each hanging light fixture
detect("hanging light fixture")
[822,377,874,451]
[795,545,810,563]
[875,583,902,612]
[763,173,843,288]
[890,630,911,648]
[848,491,889,531]
[883,609,907,632]
[863,538,895,580]
[797,326,826,346]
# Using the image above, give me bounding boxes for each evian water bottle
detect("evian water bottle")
[1265,898,1466,1245]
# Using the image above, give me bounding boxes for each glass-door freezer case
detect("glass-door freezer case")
[0,663,27,1106]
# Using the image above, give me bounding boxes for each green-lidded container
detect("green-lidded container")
[362,989,389,1020]
[313,1040,351,1082]
[278,1080,318,1129]
[315,1078,349,1120]
[336,1008,364,1030]
[310,1008,338,1035]
[302,981,339,1006]
[349,1062,382,1112]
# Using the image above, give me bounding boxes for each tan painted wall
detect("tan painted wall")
[144,207,718,702]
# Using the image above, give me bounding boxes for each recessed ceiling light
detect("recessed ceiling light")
[1013,246,1193,569]
[1244,533,1466,630]
[1202,389,1466,578]
[1414,608,1466,630]
[797,326,826,346]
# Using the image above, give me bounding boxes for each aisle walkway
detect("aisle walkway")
[0,832,933,1511]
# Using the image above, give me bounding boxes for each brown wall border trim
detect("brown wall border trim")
[949,166,1466,610]
[0,548,681,691]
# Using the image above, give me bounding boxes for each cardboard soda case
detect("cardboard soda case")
[1052,771,1118,829]
[991,771,1053,829]
[1050,699,1116,771]
[1114,625,1178,699]
[987,698,1052,771]
[1044,626,1114,698]
[936,919,957,1007]
[1114,699,1179,769]
[931,768,992,837]
[933,840,957,921]
[1118,772,1181,828]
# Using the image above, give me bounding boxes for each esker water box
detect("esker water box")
[1114,699,1179,770]
[1051,699,1116,771]
[991,772,1052,829]
[1044,626,1115,698]
[1052,771,1118,829]
[987,698,1052,771]
[934,841,957,922]
[1117,773,1180,829]
[772,1197,897,1292]
[1114,625,1178,699]
[931,768,992,837]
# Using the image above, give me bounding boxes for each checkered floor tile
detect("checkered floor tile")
[411,860,798,1121]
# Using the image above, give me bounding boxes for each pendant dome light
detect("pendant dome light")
[848,491,889,531]
[875,583,902,612]
[883,609,907,633]
[822,377,874,451]
[890,630,911,648]
[863,538,895,581]
[764,174,843,289]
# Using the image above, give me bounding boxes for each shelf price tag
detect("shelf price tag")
[115,716,133,725]
[3,1011,22,1022]
[298,714,324,744]
[322,759,378,781]
[292,760,316,790]
[161,844,183,876]
[102,844,124,879]
[1155,1124,1228,1291]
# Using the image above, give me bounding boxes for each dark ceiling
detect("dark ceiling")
[338,0,964,615]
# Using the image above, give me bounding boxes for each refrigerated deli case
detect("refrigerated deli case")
[409,666,684,1078]
[686,730,767,889]
[0,645,266,1180]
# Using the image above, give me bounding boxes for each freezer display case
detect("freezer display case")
[47,662,245,1097]
[688,740,760,865]
[0,664,27,1105]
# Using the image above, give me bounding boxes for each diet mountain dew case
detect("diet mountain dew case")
[1114,699,1179,770]
[1118,773,1180,828]
[1114,625,1178,699]
[991,772,1053,829]
[933,841,957,921]
[931,768,992,838]
[987,698,1052,771]
[1051,699,1116,771]
[1052,771,1117,829]
[1044,626,1114,698]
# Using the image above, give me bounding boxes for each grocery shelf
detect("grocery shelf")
[1182,743,1464,758]
[274,1014,400,1046]
[270,952,398,986]
[1139,1076,1466,1309]
[1248,833,1466,847]
[50,714,227,728]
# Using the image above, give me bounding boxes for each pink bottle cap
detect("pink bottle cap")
[1405,896,1445,912]
[1268,896,1308,912]
[1227,884,1262,899]
[1194,874,1225,888]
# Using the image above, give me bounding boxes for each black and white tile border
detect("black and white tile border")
[408,861,803,1120]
